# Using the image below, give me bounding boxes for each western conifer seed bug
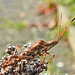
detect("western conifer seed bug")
[0,16,75,74]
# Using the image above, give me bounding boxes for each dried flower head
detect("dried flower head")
[0,43,47,75]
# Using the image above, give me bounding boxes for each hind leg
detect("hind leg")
[40,53,46,66]
[46,52,55,64]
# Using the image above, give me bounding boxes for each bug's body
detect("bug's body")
[0,18,75,75]
[1,40,58,71]
[21,40,58,57]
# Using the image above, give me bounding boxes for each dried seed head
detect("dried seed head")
[0,60,3,63]
[7,44,11,47]
[27,42,32,47]
[12,46,15,51]
[23,44,27,48]
[8,45,11,48]
[0,44,48,75]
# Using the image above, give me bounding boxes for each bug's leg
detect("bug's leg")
[2,55,33,70]
[7,56,33,67]
[14,44,21,55]
[56,13,62,39]
[40,53,46,66]
[40,45,47,66]
[2,55,14,70]
[57,18,75,41]
[4,55,33,65]
[46,52,55,64]
[17,55,33,60]
[2,55,18,70]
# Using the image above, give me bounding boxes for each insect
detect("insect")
[0,17,75,75]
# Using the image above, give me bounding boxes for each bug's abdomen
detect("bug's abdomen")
[26,40,47,57]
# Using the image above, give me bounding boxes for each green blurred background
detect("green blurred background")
[0,0,75,74]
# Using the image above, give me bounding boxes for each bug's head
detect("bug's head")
[47,17,75,51]
[47,40,59,50]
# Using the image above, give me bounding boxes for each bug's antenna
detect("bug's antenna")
[57,18,75,41]
[56,13,62,39]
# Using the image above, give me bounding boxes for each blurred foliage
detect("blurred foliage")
[57,0,75,5]
[15,21,27,31]
[47,23,69,40]
[69,3,75,18]
[39,0,50,4]
[0,17,27,31]
[40,56,62,74]
[0,51,7,59]
[57,0,75,22]
[0,17,14,29]
[40,0,56,3]
[41,0,75,17]
[39,0,56,8]
[41,0,75,40]
[47,62,61,74]
[47,27,58,40]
